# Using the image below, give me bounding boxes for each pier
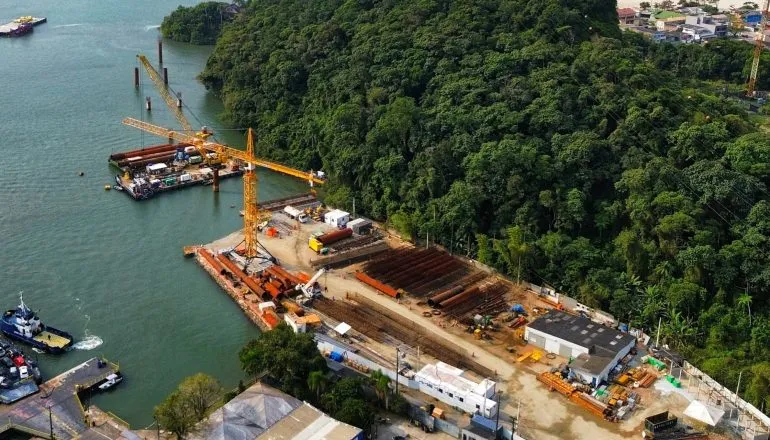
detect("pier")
[0,357,120,439]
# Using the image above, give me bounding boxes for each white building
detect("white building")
[414,362,497,418]
[324,209,350,227]
[525,310,636,386]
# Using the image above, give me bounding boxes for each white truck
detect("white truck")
[283,205,309,223]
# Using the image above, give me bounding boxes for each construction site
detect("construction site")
[111,49,768,440]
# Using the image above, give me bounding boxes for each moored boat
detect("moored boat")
[0,294,73,354]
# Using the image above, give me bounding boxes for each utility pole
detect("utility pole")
[155,416,160,440]
[48,404,54,440]
[395,347,400,396]
[494,391,501,433]
[732,371,743,419]
[655,316,662,347]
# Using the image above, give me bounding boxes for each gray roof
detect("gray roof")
[191,382,302,440]
[528,310,635,357]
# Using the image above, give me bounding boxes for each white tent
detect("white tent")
[333,322,351,336]
[684,400,725,426]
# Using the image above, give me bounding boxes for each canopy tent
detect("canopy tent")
[334,322,352,336]
[684,400,725,426]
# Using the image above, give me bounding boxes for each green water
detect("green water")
[0,0,307,426]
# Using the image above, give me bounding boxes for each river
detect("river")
[0,0,307,427]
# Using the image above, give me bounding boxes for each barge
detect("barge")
[0,17,46,37]
[110,143,245,200]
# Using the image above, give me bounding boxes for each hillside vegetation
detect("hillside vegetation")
[199,0,770,410]
[161,2,234,45]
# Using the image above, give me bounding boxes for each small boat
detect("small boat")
[113,185,123,191]
[1,293,73,354]
[97,372,122,391]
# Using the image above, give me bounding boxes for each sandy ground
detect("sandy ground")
[213,218,693,440]
[376,415,457,440]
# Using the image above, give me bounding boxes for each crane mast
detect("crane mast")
[748,0,770,96]
[243,129,259,258]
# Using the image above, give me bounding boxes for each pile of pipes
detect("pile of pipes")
[427,280,510,319]
[109,143,192,169]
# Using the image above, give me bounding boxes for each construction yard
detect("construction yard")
[189,204,699,440]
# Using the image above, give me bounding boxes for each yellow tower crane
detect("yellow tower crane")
[747,0,770,97]
[127,54,324,258]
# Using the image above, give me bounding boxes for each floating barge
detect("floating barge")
[110,143,244,200]
[0,17,46,37]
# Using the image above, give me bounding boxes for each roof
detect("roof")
[334,322,351,335]
[684,400,724,426]
[527,310,636,356]
[415,362,496,397]
[147,163,167,170]
[463,423,496,439]
[190,382,303,440]
[347,218,371,227]
[570,352,614,375]
[617,8,636,17]
[655,11,685,19]
[260,403,362,439]
[325,210,349,220]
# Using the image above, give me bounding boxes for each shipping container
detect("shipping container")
[189,155,203,164]
[309,237,324,253]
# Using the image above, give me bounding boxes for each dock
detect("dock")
[0,357,120,439]
[0,17,46,37]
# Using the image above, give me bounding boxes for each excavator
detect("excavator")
[127,54,324,260]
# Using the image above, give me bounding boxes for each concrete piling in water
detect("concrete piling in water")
[163,67,168,85]
[157,40,163,64]
[213,169,220,192]
[145,97,152,111]
[134,67,139,87]
[176,92,182,108]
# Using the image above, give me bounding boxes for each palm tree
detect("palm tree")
[307,370,328,402]
[370,370,391,410]
[738,292,753,327]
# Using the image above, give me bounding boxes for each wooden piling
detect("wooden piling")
[157,40,163,64]
[133,67,139,87]
[213,168,220,192]
[163,67,168,85]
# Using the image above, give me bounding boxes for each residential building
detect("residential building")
[617,7,637,25]
[414,362,498,418]
[681,24,716,42]
[685,13,728,37]
[524,310,636,386]
[191,382,364,440]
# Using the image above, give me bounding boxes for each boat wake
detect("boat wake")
[54,23,84,28]
[144,24,160,31]
[73,335,103,351]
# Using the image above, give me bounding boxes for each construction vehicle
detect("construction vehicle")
[747,0,770,97]
[296,268,326,297]
[127,54,324,260]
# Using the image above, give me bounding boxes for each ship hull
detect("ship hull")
[0,318,73,354]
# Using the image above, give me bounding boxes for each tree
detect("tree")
[640,1,651,8]
[307,370,329,402]
[738,291,753,327]
[239,323,328,399]
[369,370,391,410]
[154,390,197,439]
[179,373,223,420]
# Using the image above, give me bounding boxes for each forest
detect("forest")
[160,1,235,45]
[196,0,770,411]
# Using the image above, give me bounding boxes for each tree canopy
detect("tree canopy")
[161,2,235,45]
[199,0,770,412]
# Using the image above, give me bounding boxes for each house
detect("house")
[654,10,686,30]
[324,209,350,227]
[744,10,763,25]
[190,382,364,440]
[617,7,637,25]
[685,13,728,37]
[414,362,498,418]
[681,24,716,42]
[524,310,636,386]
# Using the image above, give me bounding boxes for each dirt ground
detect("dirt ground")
[216,217,693,440]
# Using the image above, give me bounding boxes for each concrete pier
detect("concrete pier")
[0,357,120,439]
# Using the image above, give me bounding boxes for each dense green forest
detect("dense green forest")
[197,0,770,411]
[160,2,235,44]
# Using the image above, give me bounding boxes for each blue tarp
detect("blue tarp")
[329,351,344,362]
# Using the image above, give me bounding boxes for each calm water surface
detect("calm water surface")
[0,0,306,426]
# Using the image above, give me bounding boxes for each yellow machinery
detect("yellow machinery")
[308,237,324,253]
[127,54,325,258]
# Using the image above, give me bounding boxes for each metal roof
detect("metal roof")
[259,403,362,439]
[527,310,635,356]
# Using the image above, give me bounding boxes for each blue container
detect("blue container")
[329,351,344,362]
[619,323,629,333]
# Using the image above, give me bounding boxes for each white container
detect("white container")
[179,173,192,183]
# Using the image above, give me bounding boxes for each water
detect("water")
[0,0,307,426]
